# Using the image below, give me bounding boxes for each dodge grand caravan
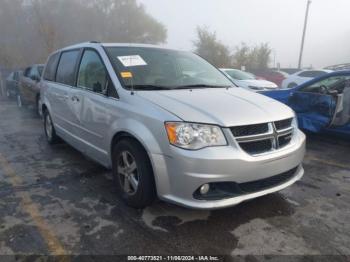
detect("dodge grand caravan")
[41,42,306,209]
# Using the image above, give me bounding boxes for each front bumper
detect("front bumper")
[151,129,306,209]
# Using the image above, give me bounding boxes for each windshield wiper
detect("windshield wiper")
[174,84,231,89]
[126,85,173,90]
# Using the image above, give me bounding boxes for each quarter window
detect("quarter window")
[56,50,80,86]
[44,53,60,81]
[77,50,108,94]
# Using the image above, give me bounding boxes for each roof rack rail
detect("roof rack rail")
[89,41,100,43]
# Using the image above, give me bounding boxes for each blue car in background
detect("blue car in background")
[261,71,350,137]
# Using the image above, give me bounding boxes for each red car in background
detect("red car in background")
[250,70,289,87]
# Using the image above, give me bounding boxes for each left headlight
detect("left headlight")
[292,114,299,130]
[164,122,227,150]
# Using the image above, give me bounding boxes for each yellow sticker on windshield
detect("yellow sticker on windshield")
[120,71,133,78]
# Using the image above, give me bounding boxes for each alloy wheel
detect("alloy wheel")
[37,97,42,116]
[117,151,139,195]
[45,113,53,140]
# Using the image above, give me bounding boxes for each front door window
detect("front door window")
[78,50,108,94]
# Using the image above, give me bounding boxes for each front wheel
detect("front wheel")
[112,138,156,208]
[44,110,59,144]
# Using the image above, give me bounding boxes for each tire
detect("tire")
[36,96,42,117]
[288,83,297,89]
[43,109,60,144]
[16,94,22,107]
[112,138,156,208]
[6,88,11,98]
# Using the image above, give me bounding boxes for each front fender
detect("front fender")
[108,118,165,158]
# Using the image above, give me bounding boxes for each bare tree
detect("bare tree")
[0,0,167,68]
[193,26,232,68]
[232,43,250,70]
[233,42,272,70]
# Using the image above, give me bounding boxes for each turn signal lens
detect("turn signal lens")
[165,122,178,144]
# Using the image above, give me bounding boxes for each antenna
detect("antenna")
[126,1,134,95]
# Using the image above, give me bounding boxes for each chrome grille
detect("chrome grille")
[275,118,293,130]
[231,118,294,155]
[239,139,273,155]
[230,123,269,137]
[278,133,293,148]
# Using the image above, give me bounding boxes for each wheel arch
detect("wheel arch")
[42,103,48,113]
[110,131,155,165]
[110,131,159,195]
[41,95,53,115]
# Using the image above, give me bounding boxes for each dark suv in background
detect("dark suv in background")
[17,64,44,114]
[5,70,22,98]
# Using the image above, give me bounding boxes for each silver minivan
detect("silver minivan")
[41,42,306,209]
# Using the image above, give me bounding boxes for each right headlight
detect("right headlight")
[164,122,227,150]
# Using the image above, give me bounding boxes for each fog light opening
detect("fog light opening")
[200,184,210,195]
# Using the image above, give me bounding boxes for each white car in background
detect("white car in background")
[220,68,278,91]
[281,69,333,89]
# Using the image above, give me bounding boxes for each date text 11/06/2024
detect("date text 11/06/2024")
[127,256,221,261]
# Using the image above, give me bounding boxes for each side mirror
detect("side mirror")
[101,88,108,96]
[93,82,103,93]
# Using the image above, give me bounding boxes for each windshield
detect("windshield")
[105,47,233,90]
[304,75,350,93]
[224,69,255,80]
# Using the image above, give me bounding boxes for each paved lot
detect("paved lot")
[0,97,349,258]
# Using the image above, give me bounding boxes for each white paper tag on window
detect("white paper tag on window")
[117,55,147,67]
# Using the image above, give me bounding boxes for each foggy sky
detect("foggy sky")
[138,0,350,69]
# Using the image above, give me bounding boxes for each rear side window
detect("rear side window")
[44,53,60,81]
[23,67,31,77]
[29,66,40,79]
[14,72,19,81]
[56,50,80,86]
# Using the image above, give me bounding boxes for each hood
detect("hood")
[237,79,278,89]
[137,88,294,127]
